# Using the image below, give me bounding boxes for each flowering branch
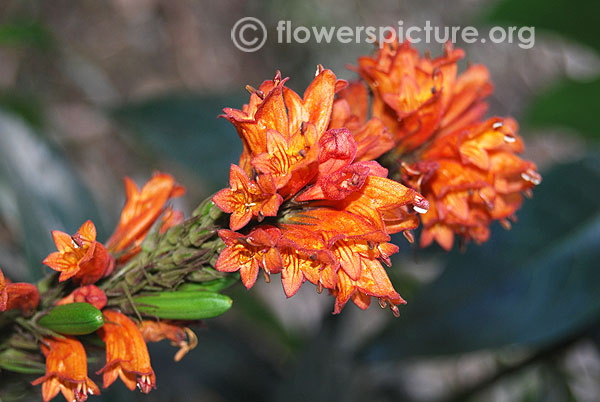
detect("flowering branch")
[0,38,541,402]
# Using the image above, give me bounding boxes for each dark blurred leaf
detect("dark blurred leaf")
[484,0,600,54]
[0,22,53,49]
[137,325,280,402]
[269,316,355,402]
[111,94,245,194]
[229,285,302,351]
[524,78,600,140]
[0,111,105,280]
[360,154,600,360]
[0,91,44,129]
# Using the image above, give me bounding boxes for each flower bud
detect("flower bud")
[37,302,104,335]
[133,290,232,320]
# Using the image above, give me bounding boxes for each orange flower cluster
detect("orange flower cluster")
[214,68,429,315]
[355,40,540,249]
[33,173,186,401]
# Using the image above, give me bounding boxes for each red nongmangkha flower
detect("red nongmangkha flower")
[402,117,541,250]
[350,40,540,249]
[214,68,429,314]
[43,221,112,285]
[357,41,492,153]
[32,337,100,402]
[0,268,40,314]
[106,172,185,259]
[329,81,395,162]
[97,310,156,393]
[212,164,282,231]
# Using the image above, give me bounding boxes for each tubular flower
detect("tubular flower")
[97,310,156,393]
[329,81,395,161]
[106,172,185,259]
[402,117,541,250]
[43,221,112,285]
[214,69,429,314]
[357,41,492,153]
[0,268,40,314]
[159,206,184,234]
[32,337,100,402]
[139,321,198,362]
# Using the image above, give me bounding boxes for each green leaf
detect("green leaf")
[0,91,44,129]
[360,154,600,361]
[524,77,600,140]
[483,0,600,54]
[111,93,245,193]
[0,111,105,280]
[0,21,53,49]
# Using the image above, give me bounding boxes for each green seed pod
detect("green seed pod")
[38,302,104,335]
[133,290,232,320]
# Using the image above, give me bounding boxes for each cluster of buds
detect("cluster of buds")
[0,39,540,402]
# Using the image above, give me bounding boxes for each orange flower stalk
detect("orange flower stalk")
[97,310,156,393]
[32,337,100,402]
[214,68,429,314]
[106,172,185,258]
[402,117,541,250]
[0,268,40,314]
[357,41,492,153]
[43,220,112,285]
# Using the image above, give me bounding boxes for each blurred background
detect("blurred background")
[0,0,599,401]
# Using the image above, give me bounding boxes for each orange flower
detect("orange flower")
[97,310,156,393]
[215,71,429,314]
[159,206,184,234]
[43,220,112,284]
[106,173,185,257]
[56,285,107,310]
[32,337,100,402]
[357,41,492,153]
[221,68,344,198]
[212,165,282,231]
[216,226,283,288]
[139,321,198,362]
[0,268,40,314]
[329,81,395,161]
[403,118,541,250]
